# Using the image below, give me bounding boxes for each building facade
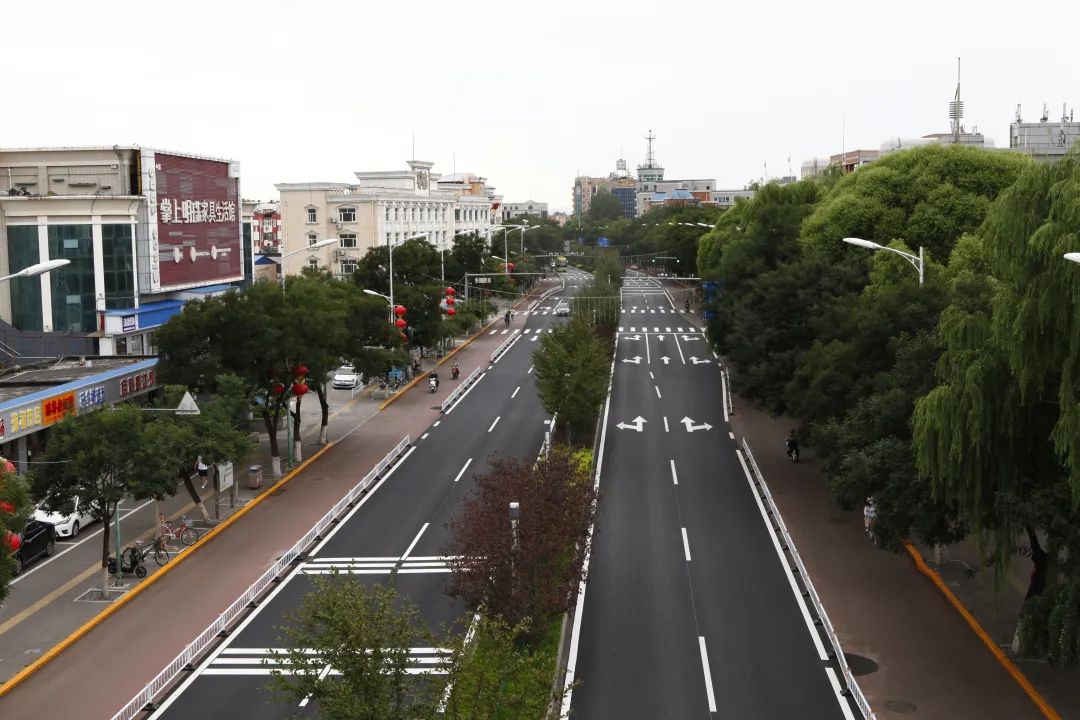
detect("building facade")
[0,146,252,360]
[275,161,500,279]
[251,201,281,252]
[501,200,548,222]
[1010,104,1080,160]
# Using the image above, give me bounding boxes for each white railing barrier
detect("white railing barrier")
[723,367,733,417]
[109,435,412,720]
[739,438,877,720]
[440,366,483,413]
[490,330,520,363]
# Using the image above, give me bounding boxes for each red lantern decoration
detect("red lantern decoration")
[292,382,309,396]
[1,459,13,474]
[5,531,20,553]
[272,383,285,395]
[445,287,455,296]
[400,332,408,342]
[395,317,407,329]
[507,263,515,271]
[292,364,310,377]
[446,296,455,306]
[394,305,407,316]
[0,500,15,514]
[447,308,457,316]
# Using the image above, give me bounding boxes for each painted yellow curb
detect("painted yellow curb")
[0,442,334,700]
[904,542,1062,720]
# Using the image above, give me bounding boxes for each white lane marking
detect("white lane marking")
[444,372,487,414]
[729,431,735,439]
[663,416,670,432]
[666,327,671,332]
[654,385,662,399]
[528,365,534,374]
[735,451,829,660]
[618,326,624,331]
[400,523,429,562]
[825,667,858,720]
[712,349,719,360]
[673,332,687,365]
[511,386,520,399]
[11,499,153,585]
[681,528,692,562]
[488,329,498,335]
[488,416,501,433]
[721,371,730,423]
[433,421,441,427]
[531,335,538,342]
[699,636,717,712]
[453,458,473,483]
[500,329,508,335]
[420,433,429,440]
[670,459,678,485]
[649,371,654,379]
[645,332,651,364]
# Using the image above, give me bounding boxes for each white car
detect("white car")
[332,365,362,389]
[555,303,570,317]
[34,496,95,539]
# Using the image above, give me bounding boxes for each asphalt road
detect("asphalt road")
[143,270,591,718]
[564,276,859,718]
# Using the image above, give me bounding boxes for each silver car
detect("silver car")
[555,304,570,317]
[332,366,361,389]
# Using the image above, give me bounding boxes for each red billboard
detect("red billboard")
[154,153,242,290]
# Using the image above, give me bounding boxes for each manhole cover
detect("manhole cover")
[843,653,879,676]
[884,700,918,713]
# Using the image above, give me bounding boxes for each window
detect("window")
[455,208,461,222]
[393,206,399,221]
[102,224,134,309]
[338,207,356,223]
[385,206,391,221]
[7,226,42,331]
[48,224,94,332]
[306,207,317,223]
[341,259,358,275]
[308,258,319,270]
[386,232,392,245]
[307,232,318,246]
[340,233,357,248]
[263,220,273,232]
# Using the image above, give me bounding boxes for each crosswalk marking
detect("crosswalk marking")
[300,556,461,575]
[205,647,453,676]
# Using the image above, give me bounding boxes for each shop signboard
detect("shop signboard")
[216,462,234,491]
[43,392,76,426]
[121,315,137,333]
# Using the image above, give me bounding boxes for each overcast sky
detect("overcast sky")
[7,0,1080,211]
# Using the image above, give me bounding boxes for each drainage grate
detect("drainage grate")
[75,588,128,603]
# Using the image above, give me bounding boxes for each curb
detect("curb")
[0,442,334,700]
[904,542,1062,720]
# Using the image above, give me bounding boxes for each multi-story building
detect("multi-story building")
[251,201,281,252]
[709,189,755,208]
[275,160,499,279]
[0,146,252,359]
[1010,103,1080,160]
[501,200,548,222]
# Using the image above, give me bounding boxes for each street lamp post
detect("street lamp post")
[842,237,924,285]
[387,233,428,322]
[0,258,72,282]
[278,237,340,289]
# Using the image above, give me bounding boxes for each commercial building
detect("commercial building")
[0,146,252,360]
[709,189,755,208]
[1010,103,1080,160]
[251,201,281,252]
[501,200,548,222]
[275,160,500,279]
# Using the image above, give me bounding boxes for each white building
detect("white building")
[275,160,499,278]
[501,200,548,222]
[1010,103,1080,160]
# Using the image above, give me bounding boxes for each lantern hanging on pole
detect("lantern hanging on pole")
[395,317,407,329]
[394,305,407,316]
[5,531,20,553]
[447,307,456,316]
[446,296,455,306]
[0,500,15,515]
[292,381,309,396]
[445,287,455,296]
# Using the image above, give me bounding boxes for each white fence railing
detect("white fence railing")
[739,438,877,720]
[109,435,412,720]
[490,330,520,363]
[440,366,483,413]
[723,367,733,418]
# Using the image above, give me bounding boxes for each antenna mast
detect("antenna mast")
[949,57,964,143]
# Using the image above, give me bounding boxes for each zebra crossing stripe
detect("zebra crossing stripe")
[205,647,453,676]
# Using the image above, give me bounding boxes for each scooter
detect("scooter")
[451,366,460,380]
[786,443,800,463]
[108,542,148,579]
[429,376,439,393]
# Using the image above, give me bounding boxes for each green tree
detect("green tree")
[588,191,624,222]
[32,405,180,594]
[0,458,31,600]
[353,238,442,294]
[266,577,441,720]
[532,316,610,440]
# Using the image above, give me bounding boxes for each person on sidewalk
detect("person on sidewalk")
[863,496,878,545]
[504,310,511,327]
[785,431,800,462]
[196,456,209,489]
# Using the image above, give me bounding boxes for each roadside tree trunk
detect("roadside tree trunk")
[99,502,113,595]
[291,394,304,463]
[180,467,211,522]
[1024,527,1047,600]
[262,409,282,477]
[315,383,330,445]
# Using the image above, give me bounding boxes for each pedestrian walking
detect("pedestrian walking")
[196,455,209,489]
[863,496,878,545]
[504,310,511,327]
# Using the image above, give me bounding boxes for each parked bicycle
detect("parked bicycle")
[145,535,172,566]
[156,514,199,547]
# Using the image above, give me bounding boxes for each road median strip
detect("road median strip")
[0,442,334,700]
[904,542,1062,720]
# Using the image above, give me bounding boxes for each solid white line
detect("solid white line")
[528,365,534,374]
[825,667,858,720]
[673,332,687,364]
[488,416,501,432]
[681,528,692,561]
[670,459,678,485]
[698,636,717,712]
[444,372,487,414]
[511,386,520,398]
[654,385,662,399]
[663,416,670,432]
[452,458,473,483]
[309,446,418,556]
[11,499,153,585]
[729,431,735,439]
[721,371,729,423]
[645,332,651,364]
[400,523,429,562]
[736,451,829,660]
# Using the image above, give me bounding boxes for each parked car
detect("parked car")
[555,303,570,317]
[13,520,56,575]
[34,496,95,538]
[332,365,362,389]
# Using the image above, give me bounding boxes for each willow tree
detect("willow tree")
[913,155,1080,663]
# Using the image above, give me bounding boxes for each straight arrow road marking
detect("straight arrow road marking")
[660,356,670,365]
[681,417,713,432]
[453,458,473,483]
[681,334,700,341]
[623,334,640,340]
[615,416,646,432]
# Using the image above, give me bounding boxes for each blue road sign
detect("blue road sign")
[597,236,610,247]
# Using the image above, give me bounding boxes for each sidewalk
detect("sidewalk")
[729,396,1074,720]
[0,278,556,718]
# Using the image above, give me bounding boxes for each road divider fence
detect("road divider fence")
[490,330,520,363]
[723,367,733,418]
[739,438,877,720]
[109,435,412,720]
[440,366,483,413]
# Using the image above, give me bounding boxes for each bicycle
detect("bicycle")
[145,535,172,566]
[156,514,199,547]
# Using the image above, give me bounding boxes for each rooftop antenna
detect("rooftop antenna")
[645,130,656,167]
[1041,103,1049,122]
[1016,103,1022,123]
[949,57,964,143]
[787,155,793,177]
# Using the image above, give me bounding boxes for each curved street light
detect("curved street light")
[0,258,71,282]
[1064,253,1080,265]
[278,237,341,288]
[842,237,924,285]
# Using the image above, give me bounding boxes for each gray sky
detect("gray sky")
[7,0,1080,211]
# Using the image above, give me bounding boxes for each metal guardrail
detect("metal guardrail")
[440,366,483,413]
[723,367,733,418]
[490,330,520,363]
[110,435,412,720]
[739,438,877,720]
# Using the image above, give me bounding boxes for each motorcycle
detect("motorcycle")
[429,376,439,393]
[786,444,800,463]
